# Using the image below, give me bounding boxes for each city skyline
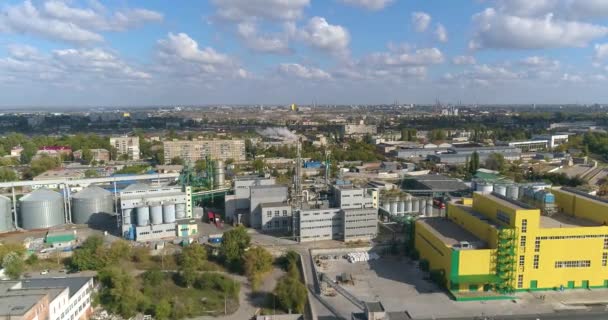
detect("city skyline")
[2,0,608,107]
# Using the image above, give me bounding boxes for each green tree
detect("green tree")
[194,159,207,173]
[2,252,24,279]
[171,157,185,165]
[274,274,307,313]
[69,235,106,271]
[142,268,164,287]
[84,169,99,178]
[0,167,17,182]
[469,151,480,174]
[155,299,172,320]
[179,244,208,270]
[252,158,265,173]
[485,153,506,172]
[244,246,273,291]
[220,225,251,272]
[98,267,142,318]
[0,243,26,262]
[81,148,93,164]
[27,154,61,177]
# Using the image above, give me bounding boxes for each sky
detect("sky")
[2,0,608,107]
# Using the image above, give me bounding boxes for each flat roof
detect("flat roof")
[261,201,290,208]
[559,187,608,206]
[418,217,487,248]
[405,174,469,191]
[540,213,602,228]
[21,277,91,298]
[477,192,535,211]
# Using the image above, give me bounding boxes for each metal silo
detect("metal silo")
[476,182,494,193]
[150,203,163,224]
[412,197,420,212]
[426,201,433,217]
[382,201,390,212]
[19,188,65,229]
[71,186,113,224]
[163,202,176,224]
[0,195,13,232]
[122,208,133,225]
[398,199,405,213]
[494,184,507,197]
[214,160,225,188]
[419,199,427,215]
[390,201,398,214]
[176,203,186,219]
[507,185,519,200]
[136,206,150,226]
[405,196,412,213]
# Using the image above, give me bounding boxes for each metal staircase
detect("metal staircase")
[495,227,517,294]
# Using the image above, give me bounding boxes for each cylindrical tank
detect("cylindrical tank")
[136,206,150,226]
[390,201,398,214]
[19,188,65,229]
[163,203,176,223]
[71,186,113,224]
[214,160,225,188]
[476,182,494,193]
[405,197,412,213]
[507,185,519,200]
[0,195,13,232]
[419,199,427,215]
[175,203,186,219]
[535,191,555,204]
[412,198,420,212]
[150,203,163,224]
[494,184,507,197]
[382,201,390,212]
[398,200,405,213]
[122,208,133,225]
[426,201,433,217]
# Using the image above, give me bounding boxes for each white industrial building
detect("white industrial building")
[119,183,192,241]
[224,175,276,224]
[532,133,570,149]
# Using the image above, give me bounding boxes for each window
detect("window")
[521,219,528,233]
[534,238,541,252]
[554,260,591,268]
[604,238,608,250]
[533,255,539,269]
[520,235,526,248]
[603,253,607,267]
[283,210,288,216]
[519,255,525,268]
[497,210,511,224]
[517,275,523,289]
[274,210,280,217]
[266,211,272,218]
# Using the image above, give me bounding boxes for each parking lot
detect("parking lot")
[315,254,584,319]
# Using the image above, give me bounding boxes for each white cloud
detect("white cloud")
[278,63,331,80]
[365,47,444,66]
[211,0,310,22]
[452,55,476,65]
[338,0,394,11]
[157,33,231,65]
[499,0,608,19]
[236,22,291,54]
[594,43,608,61]
[561,73,584,82]
[298,17,350,55]
[470,8,608,49]
[0,0,162,44]
[411,12,431,32]
[519,56,560,69]
[435,23,448,43]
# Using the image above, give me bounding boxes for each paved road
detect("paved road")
[431,310,608,320]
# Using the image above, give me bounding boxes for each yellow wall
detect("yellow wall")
[553,188,608,224]
[448,204,499,249]
[456,249,496,291]
[414,220,452,277]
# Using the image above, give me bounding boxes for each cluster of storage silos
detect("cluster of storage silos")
[19,188,65,229]
[71,186,113,224]
[133,201,183,226]
[475,181,521,200]
[381,195,433,216]
[0,195,14,232]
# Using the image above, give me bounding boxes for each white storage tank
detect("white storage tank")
[405,197,412,213]
[476,182,494,193]
[19,188,65,229]
[398,200,405,213]
[175,203,186,219]
[390,201,398,214]
[494,184,507,197]
[122,208,133,225]
[214,160,226,188]
[150,203,163,224]
[163,202,176,224]
[426,201,433,216]
[382,201,390,212]
[412,198,420,212]
[507,185,519,200]
[0,195,13,232]
[71,186,113,224]
[136,206,150,226]
[419,199,427,215]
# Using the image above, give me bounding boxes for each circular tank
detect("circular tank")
[150,203,163,224]
[390,201,398,214]
[122,208,133,225]
[426,202,433,217]
[19,188,65,229]
[412,198,420,212]
[214,160,225,188]
[419,199,427,215]
[0,195,13,232]
[163,203,176,223]
[476,182,494,193]
[175,203,186,219]
[405,197,413,213]
[71,186,113,224]
[398,200,405,213]
[382,201,390,212]
[507,185,519,200]
[136,206,150,226]
[494,184,507,197]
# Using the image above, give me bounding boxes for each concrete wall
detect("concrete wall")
[250,185,288,229]
[343,208,378,242]
[298,208,343,242]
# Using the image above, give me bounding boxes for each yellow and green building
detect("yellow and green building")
[413,188,608,300]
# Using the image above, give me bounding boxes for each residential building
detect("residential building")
[163,139,245,164]
[73,148,110,163]
[414,189,608,300]
[341,121,377,136]
[110,136,140,160]
[10,146,23,158]
[35,146,72,160]
[0,277,94,320]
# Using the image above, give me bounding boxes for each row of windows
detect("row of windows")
[521,219,528,233]
[603,253,607,267]
[345,233,376,238]
[300,224,341,230]
[301,218,342,223]
[496,211,511,225]
[538,234,608,240]
[266,210,289,217]
[533,255,539,269]
[344,218,377,223]
[345,225,376,230]
[264,220,290,228]
[554,260,591,268]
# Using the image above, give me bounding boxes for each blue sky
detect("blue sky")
[1,0,608,107]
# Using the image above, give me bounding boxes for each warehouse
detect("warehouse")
[414,190,608,300]
[402,174,469,197]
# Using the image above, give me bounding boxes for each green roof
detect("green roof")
[46,234,76,244]
[451,274,501,284]
[474,171,512,183]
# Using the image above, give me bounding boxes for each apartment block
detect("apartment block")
[163,139,245,164]
[110,136,140,160]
